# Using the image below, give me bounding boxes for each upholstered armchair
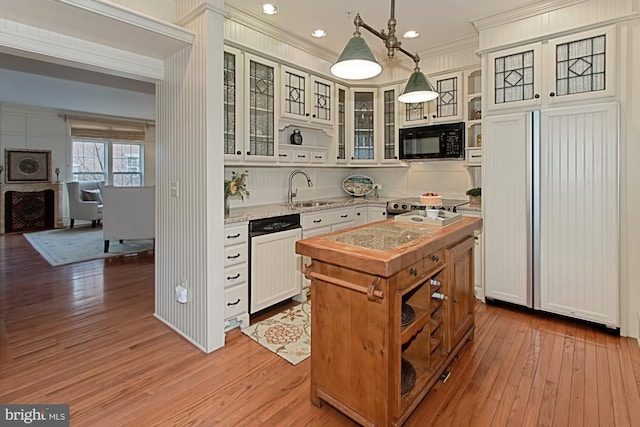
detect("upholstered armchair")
[66,181,105,228]
[101,185,155,253]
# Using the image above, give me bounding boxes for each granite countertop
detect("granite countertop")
[224,196,393,224]
[296,217,483,277]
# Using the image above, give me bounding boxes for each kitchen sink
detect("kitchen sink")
[287,200,338,208]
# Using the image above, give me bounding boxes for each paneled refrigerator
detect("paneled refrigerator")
[483,102,619,329]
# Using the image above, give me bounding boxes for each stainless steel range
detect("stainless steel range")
[386,197,469,217]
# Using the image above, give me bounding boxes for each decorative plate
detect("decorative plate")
[342,175,374,197]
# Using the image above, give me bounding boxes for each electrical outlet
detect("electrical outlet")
[175,279,187,303]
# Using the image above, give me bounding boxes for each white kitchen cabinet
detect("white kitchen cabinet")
[399,71,463,127]
[281,65,334,127]
[300,206,357,294]
[366,205,388,223]
[349,89,378,164]
[223,222,249,331]
[379,85,400,164]
[223,46,244,161]
[486,26,615,111]
[334,83,348,164]
[243,53,279,162]
[250,227,302,313]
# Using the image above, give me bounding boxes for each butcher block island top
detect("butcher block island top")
[296,217,482,427]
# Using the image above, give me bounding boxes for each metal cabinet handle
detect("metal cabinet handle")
[227,299,241,306]
[227,253,241,259]
[226,273,241,280]
[313,219,322,223]
[226,233,241,239]
[297,155,307,158]
[341,214,348,218]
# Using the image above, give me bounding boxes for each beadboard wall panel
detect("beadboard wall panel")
[475,0,636,52]
[155,5,226,353]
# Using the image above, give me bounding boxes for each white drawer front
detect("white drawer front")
[310,151,326,163]
[224,245,248,268]
[466,148,483,165]
[302,207,356,230]
[224,264,247,288]
[293,150,311,163]
[224,224,248,246]
[224,284,248,320]
[278,149,293,162]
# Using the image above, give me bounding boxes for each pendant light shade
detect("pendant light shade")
[330,35,382,80]
[398,69,439,103]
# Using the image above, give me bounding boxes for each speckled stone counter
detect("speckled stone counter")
[297,216,482,277]
[224,196,393,224]
[325,222,436,251]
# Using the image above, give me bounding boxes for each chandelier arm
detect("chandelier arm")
[356,14,420,66]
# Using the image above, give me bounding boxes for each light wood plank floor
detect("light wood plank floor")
[1,232,639,426]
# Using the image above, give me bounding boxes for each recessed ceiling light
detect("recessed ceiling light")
[262,3,279,15]
[403,30,420,39]
[312,29,327,38]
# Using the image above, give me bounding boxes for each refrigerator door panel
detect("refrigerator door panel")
[484,112,533,307]
[537,103,619,327]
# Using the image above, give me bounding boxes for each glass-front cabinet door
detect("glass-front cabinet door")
[350,89,377,163]
[487,42,542,111]
[224,47,243,161]
[380,85,399,163]
[334,84,348,164]
[546,26,615,105]
[281,66,333,126]
[244,54,279,161]
[399,71,463,125]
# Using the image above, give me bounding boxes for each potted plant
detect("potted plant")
[466,187,481,206]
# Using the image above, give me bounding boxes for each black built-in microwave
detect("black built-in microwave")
[399,122,465,160]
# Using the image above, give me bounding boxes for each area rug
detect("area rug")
[23,227,154,266]
[242,300,311,365]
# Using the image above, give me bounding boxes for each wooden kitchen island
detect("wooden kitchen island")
[296,216,482,427]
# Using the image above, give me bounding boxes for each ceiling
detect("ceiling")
[0,0,538,91]
[224,0,537,60]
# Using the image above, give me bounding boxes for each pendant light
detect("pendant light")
[330,0,438,103]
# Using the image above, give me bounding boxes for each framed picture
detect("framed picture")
[5,149,52,182]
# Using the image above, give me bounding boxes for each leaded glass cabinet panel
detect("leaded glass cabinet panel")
[351,89,376,162]
[281,66,333,126]
[487,43,542,110]
[381,86,399,162]
[547,26,615,104]
[335,84,347,163]
[245,54,278,160]
[400,72,462,125]
[224,47,242,159]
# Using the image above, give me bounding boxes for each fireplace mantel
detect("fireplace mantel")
[0,182,64,234]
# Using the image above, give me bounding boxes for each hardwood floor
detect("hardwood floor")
[1,232,639,426]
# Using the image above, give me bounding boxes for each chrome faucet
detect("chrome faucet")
[288,169,313,205]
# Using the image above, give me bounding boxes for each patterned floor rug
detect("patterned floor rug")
[23,226,154,266]
[242,300,311,365]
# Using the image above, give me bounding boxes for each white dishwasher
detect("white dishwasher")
[249,214,302,314]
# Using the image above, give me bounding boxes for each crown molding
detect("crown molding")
[223,4,337,63]
[472,0,586,31]
[176,0,228,26]
[416,35,479,58]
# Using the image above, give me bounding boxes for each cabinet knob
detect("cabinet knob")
[305,113,310,116]
[454,298,459,303]
[357,212,361,216]
[312,114,316,118]
[236,150,241,155]
[549,92,556,97]
[432,114,436,119]
[246,151,251,155]
[534,94,540,99]
[432,255,440,262]
[409,268,418,276]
